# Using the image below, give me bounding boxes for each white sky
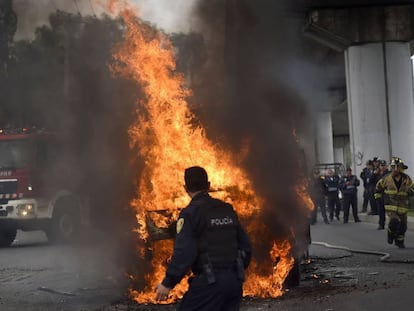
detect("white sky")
[131,0,197,33]
[14,0,198,40]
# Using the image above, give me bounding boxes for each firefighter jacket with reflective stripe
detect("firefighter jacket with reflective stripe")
[375,173,414,214]
[339,175,360,195]
[162,192,252,289]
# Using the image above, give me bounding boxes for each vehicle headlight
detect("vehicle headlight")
[17,204,35,217]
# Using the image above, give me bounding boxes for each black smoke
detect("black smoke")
[180,0,344,257]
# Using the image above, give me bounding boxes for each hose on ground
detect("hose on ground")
[312,241,414,263]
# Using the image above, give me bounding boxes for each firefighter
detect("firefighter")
[374,160,390,230]
[155,166,252,310]
[375,157,414,248]
[339,167,361,223]
[324,169,341,221]
[309,169,329,224]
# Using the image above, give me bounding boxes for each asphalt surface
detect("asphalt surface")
[0,230,125,311]
[103,212,414,311]
[1,212,414,311]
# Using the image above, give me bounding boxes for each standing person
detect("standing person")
[360,160,376,213]
[339,167,361,223]
[155,166,252,310]
[324,169,341,221]
[375,157,414,248]
[374,160,390,230]
[309,169,329,224]
[372,157,380,172]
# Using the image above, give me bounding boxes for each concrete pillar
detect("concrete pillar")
[345,43,390,175]
[315,112,334,163]
[334,147,344,165]
[345,42,414,176]
[386,42,414,176]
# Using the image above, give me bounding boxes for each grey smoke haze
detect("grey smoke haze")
[14,0,197,40]
[189,0,342,253]
[7,0,342,281]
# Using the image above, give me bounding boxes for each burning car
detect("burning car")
[105,4,315,304]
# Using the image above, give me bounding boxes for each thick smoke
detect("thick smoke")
[185,0,345,255]
[2,5,140,293]
[13,0,196,40]
[13,0,97,40]
[4,0,347,293]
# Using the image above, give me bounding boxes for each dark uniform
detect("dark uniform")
[161,191,252,311]
[374,160,389,230]
[339,170,360,223]
[360,163,377,214]
[309,172,328,224]
[323,172,341,221]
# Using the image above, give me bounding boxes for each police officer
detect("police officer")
[339,167,361,223]
[324,169,341,221]
[375,157,414,248]
[155,166,252,310]
[360,160,377,214]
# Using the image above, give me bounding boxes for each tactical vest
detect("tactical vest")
[193,196,239,270]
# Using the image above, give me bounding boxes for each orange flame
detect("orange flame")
[109,3,301,304]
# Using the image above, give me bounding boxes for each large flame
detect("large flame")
[108,3,309,304]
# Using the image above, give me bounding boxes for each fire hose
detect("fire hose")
[312,241,414,264]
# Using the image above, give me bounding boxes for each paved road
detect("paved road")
[105,214,414,311]
[2,215,414,311]
[311,213,414,261]
[0,230,125,311]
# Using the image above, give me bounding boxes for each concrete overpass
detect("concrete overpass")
[299,0,414,177]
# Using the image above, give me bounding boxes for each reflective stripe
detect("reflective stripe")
[384,205,410,214]
[374,193,382,199]
[0,193,21,199]
[346,185,355,189]
[384,190,397,195]
[328,187,337,191]
[0,193,18,199]
[384,190,408,196]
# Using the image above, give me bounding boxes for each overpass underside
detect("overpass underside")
[305,4,414,176]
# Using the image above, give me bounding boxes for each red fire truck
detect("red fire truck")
[0,127,88,247]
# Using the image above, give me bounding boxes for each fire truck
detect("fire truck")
[0,127,87,247]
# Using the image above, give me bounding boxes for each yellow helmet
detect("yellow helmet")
[390,157,408,170]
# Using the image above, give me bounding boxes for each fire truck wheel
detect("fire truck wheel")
[0,229,17,247]
[46,199,80,244]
